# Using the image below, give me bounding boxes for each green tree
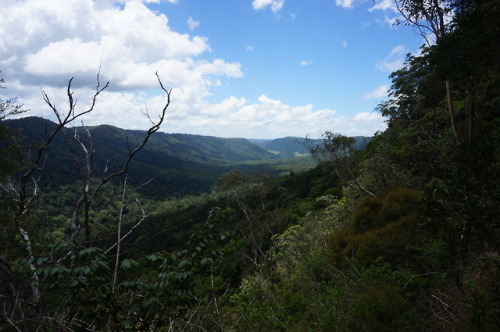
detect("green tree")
[0,76,30,328]
[308,131,375,197]
[0,75,28,179]
[395,0,460,139]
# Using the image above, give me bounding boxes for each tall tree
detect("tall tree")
[395,0,460,139]
[0,76,30,329]
[0,75,28,179]
[308,131,375,197]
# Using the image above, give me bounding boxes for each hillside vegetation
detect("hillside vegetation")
[5,116,315,198]
[1,1,499,330]
[251,136,371,158]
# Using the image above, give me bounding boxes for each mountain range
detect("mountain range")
[5,116,370,198]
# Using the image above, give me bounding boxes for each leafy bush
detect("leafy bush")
[330,187,423,269]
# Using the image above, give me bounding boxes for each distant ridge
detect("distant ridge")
[6,116,276,163]
[251,137,310,157]
[2,117,287,198]
[251,135,371,157]
[4,117,371,198]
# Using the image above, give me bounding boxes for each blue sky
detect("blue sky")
[1,0,423,139]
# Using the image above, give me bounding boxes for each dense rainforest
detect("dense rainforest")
[1,0,499,330]
[3,116,319,199]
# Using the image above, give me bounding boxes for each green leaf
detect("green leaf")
[36,257,48,265]
[178,260,191,268]
[79,247,100,256]
[201,257,214,265]
[146,254,158,261]
[120,258,138,270]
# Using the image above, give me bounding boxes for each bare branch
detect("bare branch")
[112,176,128,290]
[78,74,171,242]
[18,74,110,210]
[95,73,171,187]
[106,196,147,255]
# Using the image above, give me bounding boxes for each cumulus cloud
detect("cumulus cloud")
[167,94,385,139]
[252,0,285,13]
[0,0,230,88]
[0,0,386,139]
[203,95,338,138]
[363,85,388,100]
[376,45,407,72]
[0,0,245,129]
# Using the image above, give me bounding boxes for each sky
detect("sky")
[0,0,424,139]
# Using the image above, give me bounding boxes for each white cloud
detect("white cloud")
[252,0,285,13]
[369,0,398,12]
[363,85,388,100]
[187,17,200,31]
[376,45,407,72]
[342,39,348,48]
[246,45,255,52]
[335,0,355,9]
[15,83,385,138]
[299,60,313,66]
[384,15,400,27]
[0,0,247,132]
[377,59,404,72]
[388,45,406,57]
[163,94,385,139]
[0,0,387,139]
[24,38,102,75]
[369,1,401,28]
[1,0,217,84]
[353,112,383,122]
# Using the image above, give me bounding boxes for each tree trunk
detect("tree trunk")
[445,79,460,140]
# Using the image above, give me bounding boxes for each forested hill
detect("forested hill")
[250,137,310,157]
[7,117,371,162]
[250,136,371,157]
[5,116,316,198]
[7,116,278,163]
